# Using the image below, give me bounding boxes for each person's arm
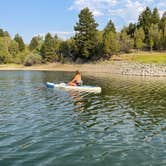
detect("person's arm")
[71,75,76,83]
[68,75,77,86]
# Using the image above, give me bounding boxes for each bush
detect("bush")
[13,53,25,64]
[0,53,12,64]
[59,55,65,64]
[24,53,42,66]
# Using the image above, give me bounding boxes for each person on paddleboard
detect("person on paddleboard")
[68,70,82,86]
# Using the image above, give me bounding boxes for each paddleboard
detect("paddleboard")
[46,82,101,93]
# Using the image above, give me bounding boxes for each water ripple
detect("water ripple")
[0,71,166,165]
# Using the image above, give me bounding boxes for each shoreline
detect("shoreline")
[1,61,166,77]
[1,52,166,77]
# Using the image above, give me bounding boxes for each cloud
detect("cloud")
[69,0,166,27]
[69,0,118,16]
[155,2,166,17]
[109,0,144,23]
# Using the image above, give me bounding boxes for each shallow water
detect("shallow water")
[0,71,166,166]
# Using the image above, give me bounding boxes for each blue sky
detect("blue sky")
[0,0,165,43]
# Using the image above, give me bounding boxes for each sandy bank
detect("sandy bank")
[0,63,119,72]
[1,62,166,77]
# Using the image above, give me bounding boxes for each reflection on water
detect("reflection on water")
[0,71,166,166]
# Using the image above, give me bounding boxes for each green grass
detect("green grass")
[111,52,166,64]
[132,53,166,64]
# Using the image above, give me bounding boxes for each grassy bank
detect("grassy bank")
[111,52,166,64]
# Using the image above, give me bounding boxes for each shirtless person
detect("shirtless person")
[68,70,82,86]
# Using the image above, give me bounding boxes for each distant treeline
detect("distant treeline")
[0,6,166,65]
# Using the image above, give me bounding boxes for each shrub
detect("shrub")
[0,53,12,64]
[24,53,42,66]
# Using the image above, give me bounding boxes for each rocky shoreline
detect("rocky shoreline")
[114,62,166,77]
[80,62,166,77]
[119,62,166,77]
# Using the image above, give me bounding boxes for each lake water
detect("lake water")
[0,71,166,166]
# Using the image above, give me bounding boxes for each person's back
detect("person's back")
[74,73,81,83]
[68,70,82,86]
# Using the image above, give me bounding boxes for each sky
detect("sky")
[0,0,166,43]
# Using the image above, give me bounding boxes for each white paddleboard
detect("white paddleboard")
[46,82,101,93]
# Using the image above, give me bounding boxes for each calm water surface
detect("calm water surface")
[0,71,166,166]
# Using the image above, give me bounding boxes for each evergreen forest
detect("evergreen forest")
[0,7,166,65]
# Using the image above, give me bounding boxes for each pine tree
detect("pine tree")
[102,31,119,57]
[53,34,61,54]
[41,33,55,62]
[119,31,134,53]
[127,23,137,38]
[138,7,152,41]
[8,40,19,57]
[102,19,119,57]
[162,21,166,49]
[0,29,4,37]
[159,11,166,49]
[103,19,116,34]
[151,8,160,25]
[0,29,10,37]
[160,11,166,34]
[0,38,11,63]
[148,24,159,51]
[74,8,98,59]
[14,34,25,52]
[134,27,145,50]
[29,36,39,51]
